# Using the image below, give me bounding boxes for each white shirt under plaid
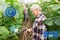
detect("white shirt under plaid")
[32,14,47,40]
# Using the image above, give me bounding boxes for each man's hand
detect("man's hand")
[26,28,32,34]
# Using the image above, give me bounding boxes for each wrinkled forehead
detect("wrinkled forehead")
[31,8,40,12]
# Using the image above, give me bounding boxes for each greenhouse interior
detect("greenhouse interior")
[0,0,60,40]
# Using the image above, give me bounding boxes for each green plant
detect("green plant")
[0,0,24,40]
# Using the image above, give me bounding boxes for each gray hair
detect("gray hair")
[30,4,42,11]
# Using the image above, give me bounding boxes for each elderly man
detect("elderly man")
[26,4,47,40]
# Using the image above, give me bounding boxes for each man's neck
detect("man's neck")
[39,12,42,14]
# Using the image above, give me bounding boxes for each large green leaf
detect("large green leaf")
[47,4,60,10]
[55,17,60,26]
[44,18,53,26]
[0,26,9,39]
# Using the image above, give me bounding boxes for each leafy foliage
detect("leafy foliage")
[0,0,24,40]
[40,0,60,31]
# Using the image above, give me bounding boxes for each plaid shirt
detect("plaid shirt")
[32,14,47,40]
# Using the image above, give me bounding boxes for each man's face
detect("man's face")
[32,9,40,16]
